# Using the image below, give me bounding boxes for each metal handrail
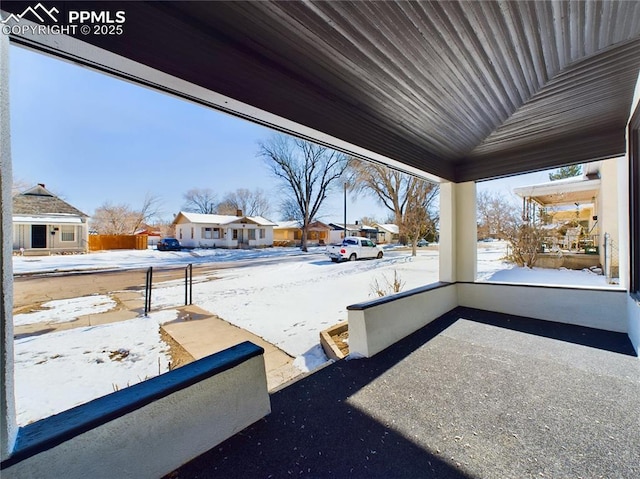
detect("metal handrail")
[185,263,193,305]
[144,267,153,315]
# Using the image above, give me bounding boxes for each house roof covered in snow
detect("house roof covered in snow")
[274,220,302,230]
[329,222,377,232]
[375,224,399,235]
[173,211,277,227]
[12,184,88,218]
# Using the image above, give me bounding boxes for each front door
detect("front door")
[31,225,47,248]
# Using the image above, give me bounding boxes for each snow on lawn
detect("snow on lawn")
[14,294,116,326]
[12,242,617,425]
[14,310,175,426]
[480,265,618,288]
[148,251,440,360]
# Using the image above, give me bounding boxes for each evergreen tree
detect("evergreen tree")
[549,165,582,180]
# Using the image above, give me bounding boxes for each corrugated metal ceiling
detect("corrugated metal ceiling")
[4,0,640,182]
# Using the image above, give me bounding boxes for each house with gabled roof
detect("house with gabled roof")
[273,220,331,246]
[173,211,276,248]
[374,223,400,244]
[328,222,378,243]
[12,184,89,254]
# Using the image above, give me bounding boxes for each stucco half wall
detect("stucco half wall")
[348,283,630,358]
[348,283,458,358]
[2,343,271,479]
[458,283,628,333]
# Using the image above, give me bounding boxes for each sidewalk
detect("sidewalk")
[161,304,303,391]
[14,290,304,391]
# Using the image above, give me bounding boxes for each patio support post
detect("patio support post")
[439,181,477,283]
[0,30,17,459]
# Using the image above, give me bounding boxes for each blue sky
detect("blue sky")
[9,45,388,223]
[10,45,551,223]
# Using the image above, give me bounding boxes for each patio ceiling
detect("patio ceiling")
[4,1,640,182]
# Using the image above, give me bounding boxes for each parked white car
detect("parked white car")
[325,236,383,262]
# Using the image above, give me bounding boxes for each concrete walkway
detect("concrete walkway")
[162,305,302,391]
[14,289,303,392]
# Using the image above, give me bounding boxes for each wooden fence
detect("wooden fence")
[88,235,148,251]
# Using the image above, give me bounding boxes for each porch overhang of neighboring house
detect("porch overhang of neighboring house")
[514,178,601,208]
[1,1,640,477]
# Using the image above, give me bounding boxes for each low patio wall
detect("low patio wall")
[457,282,628,333]
[348,282,630,358]
[536,252,600,270]
[1,342,270,479]
[347,282,457,358]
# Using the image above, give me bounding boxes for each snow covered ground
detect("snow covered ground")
[12,242,617,425]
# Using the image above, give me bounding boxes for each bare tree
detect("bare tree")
[12,178,31,196]
[349,159,439,250]
[90,194,162,235]
[403,181,439,256]
[182,188,217,214]
[91,202,136,235]
[279,197,302,222]
[217,188,271,217]
[476,190,518,240]
[259,134,350,251]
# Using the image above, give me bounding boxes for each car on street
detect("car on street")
[156,238,182,251]
[417,238,429,247]
[326,236,383,262]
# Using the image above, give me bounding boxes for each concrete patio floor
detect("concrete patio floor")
[168,307,639,479]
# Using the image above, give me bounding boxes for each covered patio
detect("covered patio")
[1,1,639,478]
[171,307,639,479]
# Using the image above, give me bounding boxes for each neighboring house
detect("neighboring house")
[135,226,162,247]
[375,223,400,244]
[12,184,89,254]
[328,222,379,243]
[173,211,276,248]
[273,220,331,246]
[513,159,619,277]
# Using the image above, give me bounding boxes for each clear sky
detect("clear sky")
[9,44,555,224]
[9,45,386,224]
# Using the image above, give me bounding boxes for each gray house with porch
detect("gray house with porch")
[12,184,89,254]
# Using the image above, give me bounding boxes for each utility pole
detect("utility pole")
[343,182,348,239]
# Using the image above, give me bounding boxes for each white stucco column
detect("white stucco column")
[439,182,456,283]
[600,158,620,282]
[0,30,17,459]
[439,181,477,283]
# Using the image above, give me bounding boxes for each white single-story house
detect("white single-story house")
[12,184,89,254]
[328,222,378,244]
[173,211,276,248]
[374,223,400,244]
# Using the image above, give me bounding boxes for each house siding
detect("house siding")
[176,221,274,249]
[12,221,86,253]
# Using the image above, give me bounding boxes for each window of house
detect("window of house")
[232,229,238,240]
[60,225,75,242]
[190,227,194,239]
[203,227,213,239]
[260,228,265,239]
[248,229,256,240]
[214,228,220,239]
